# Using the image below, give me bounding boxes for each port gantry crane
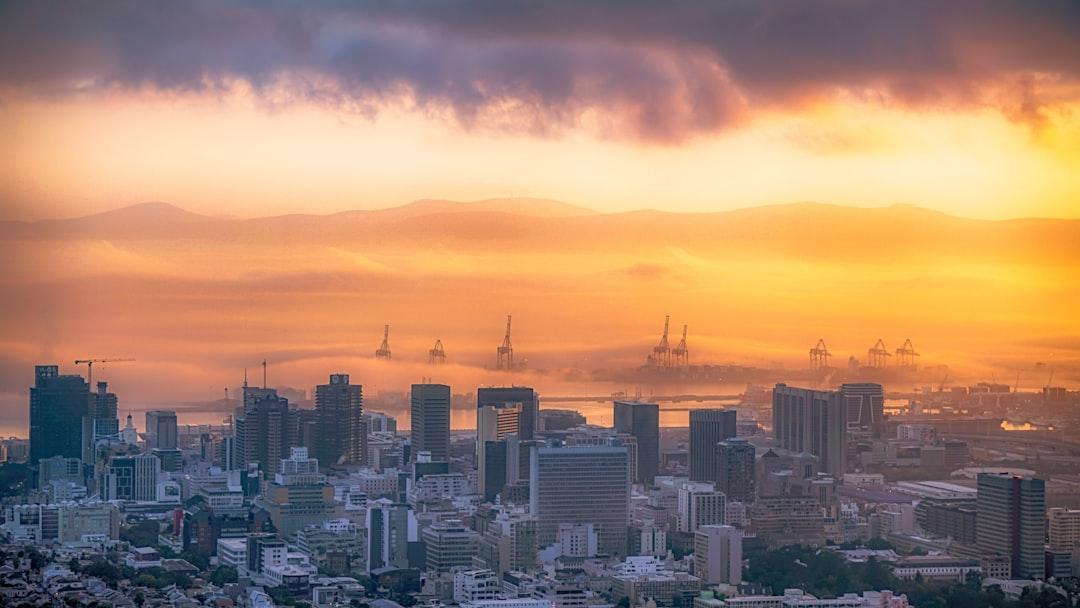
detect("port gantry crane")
[867,338,891,369]
[429,339,446,365]
[73,358,134,385]
[652,315,672,368]
[496,315,514,370]
[375,325,392,360]
[809,339,831,371]
[895,338,919,369]
[672,324,689,368]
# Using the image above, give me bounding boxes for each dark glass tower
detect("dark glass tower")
[477,386,538,440]
[689,409,737,481]
[29,365,89,465]
[613,400,659,485]
[315,374,364,467]
[411,384,451,462]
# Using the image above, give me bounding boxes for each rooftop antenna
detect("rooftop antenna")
[262,359,268,389]
[243,368,248,389]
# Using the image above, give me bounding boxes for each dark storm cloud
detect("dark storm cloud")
[1,1,1077,140]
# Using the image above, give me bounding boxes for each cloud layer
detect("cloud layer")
[2,1,1078,141]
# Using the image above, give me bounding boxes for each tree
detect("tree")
[865,538,894,551]
[209,565,238,585]
[122,520,161,548]
[617,597,631,608]
[179,550,210,571]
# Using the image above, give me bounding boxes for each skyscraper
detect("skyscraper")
[29,365,90,465]
[106,453,160,501]
[839,383,884,434]
[91,381,119,438]
[234,389,297,476]
[772,384,847,477]
[477,387,538,440]
[366,499,416,574]
[716,437,756,503]
[314,374,364,467]
[477,402,521,499]
[688,409,736,482]
[976,473,1046,579]
[614,401,659,485]
[145,410,178,450]
[260,447,337,539]
[530,442,629,556]
[411,384,451,462]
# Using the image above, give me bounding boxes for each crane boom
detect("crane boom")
[73,358,134,385]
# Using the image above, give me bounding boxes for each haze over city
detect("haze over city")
[0,3,1079,608]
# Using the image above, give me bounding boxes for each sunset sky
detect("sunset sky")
[1,2,1079,433]
[2,1,1079,221]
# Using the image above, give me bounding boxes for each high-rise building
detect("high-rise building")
[475,509,537,575]
[693,525,742,585]
[315,374,364,467]
[677,482,726,533]
[839,383,884,434]
[366,499,416,574]
[365,411,397,434]
[689,409,736,482]
[29,365,90,465]
[772,384,847,477]
[91,381,120,438]
[530,443,629,556]
[614,401,659,485]
[145,410,178,450]
[976,473,1046,579]
[1049,508,1080,552]
[477,403,521,499]
[477,387,538,440]
[411,384,450,462]
[234,389,298,476]
[716,437,756,503]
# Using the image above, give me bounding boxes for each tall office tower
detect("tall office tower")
[234,391,297,476]
[530,443,630,556]
[716,437,756,503]
[106,453,160,501]
[423,520,480,573]
[693,525,743,585]
[411,384,451,462]
[29,365,90,465]
[475,509,538,575]
[260,447,337,539]
[1049,508,1080,552]
[614,401,660,485]
[477,387,538,440]
[772,384,848,477]
[145,410,178,450]
[315,374,365,467]
[976,473,1046,579]
[477,403,522,499]
[839,383,884,434]
[677,482,726,533]
[91,382,120,437]
[688,409,736,482]
[366,498,416,574]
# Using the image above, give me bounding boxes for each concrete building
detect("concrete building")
[366,499,415,574]
[688,409,736,482]
[693,525,742,585]
[106,453,160,501]
[145,410,178,450]
[557,523,598,558]
[530,443,629,556]
[315,374,365,467]
[411,384,451,462]
[840,383,884,434]
[260,447,338,539]
[677,482,726,533]
[478,402,522,500]
[477,387,538,440]
[423,520,479,573]
[772,384,847,477]
[976,473,1046,579]
[234,389,298,476]
[614,401,660,485]
[454,569,503,602]
[716,437,756,503]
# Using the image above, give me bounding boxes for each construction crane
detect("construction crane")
[73,358,134,385]
[429,339,446,365]
[894,338,919,369]
[867,339,891,369]
[809,339,830,371]
[496,315,514,370]
[652,315,672,368]
[671,324,689,368]
[375,325,392,360]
